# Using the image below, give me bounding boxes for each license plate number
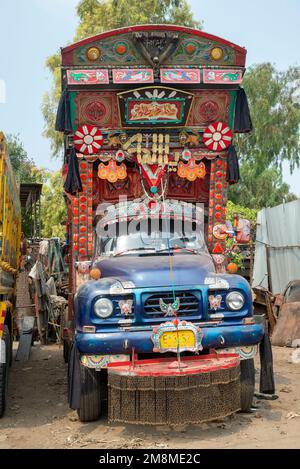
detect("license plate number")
[160,330,196,350]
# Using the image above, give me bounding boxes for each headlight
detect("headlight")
[226,291,245,311]
[94,298,114,318]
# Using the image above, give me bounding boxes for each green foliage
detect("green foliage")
[40,171,67,239]
[7,134,42,183]
[229,63,300,209]
[225,238,245,270]
[226,200,257,225]
[43,0,201,157]
[226,201,257,270]
[6,135,66,239]
[75,0,201,40]
[42,54,64,158]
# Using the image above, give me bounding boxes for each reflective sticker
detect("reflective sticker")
[0,339,6,364]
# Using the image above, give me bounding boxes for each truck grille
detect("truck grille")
[143,291,201,320]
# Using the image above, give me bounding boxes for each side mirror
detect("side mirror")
[274,293,284,307]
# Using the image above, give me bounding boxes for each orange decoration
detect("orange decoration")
[98,160,127,183]
[227,262,238,274]
[177,158,206,181]
[90,268,101,280]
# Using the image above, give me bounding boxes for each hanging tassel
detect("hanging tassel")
[234,88,253,133]
[226,145,240,185]
[55,87,73,132]
[63,147,83,194]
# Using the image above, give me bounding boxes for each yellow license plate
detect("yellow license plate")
[160,330,196,350]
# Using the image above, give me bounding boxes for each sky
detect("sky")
[0,0,299,193]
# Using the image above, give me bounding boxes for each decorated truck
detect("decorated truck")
[57,25,264,423]
[0,132,21,417]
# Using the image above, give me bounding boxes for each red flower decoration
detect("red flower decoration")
[73,125,104,155]
[203,122,232,152]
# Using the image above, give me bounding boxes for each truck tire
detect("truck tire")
[77,364,102,422]
[240,358,255,412]
[0,326,11,418]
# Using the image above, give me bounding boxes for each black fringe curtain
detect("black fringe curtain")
[55,87,73,133]
[64,147,83,195]
[234,88,253,133]
[226,145,240,185]
[259,331,275,395]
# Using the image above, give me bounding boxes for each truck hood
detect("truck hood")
[95,253,215,288]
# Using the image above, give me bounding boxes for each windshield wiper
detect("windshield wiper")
[154,247,199,254]
[113,247,156,257]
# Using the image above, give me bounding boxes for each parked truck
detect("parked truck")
[57,25,264,422]
[0,132,21,417]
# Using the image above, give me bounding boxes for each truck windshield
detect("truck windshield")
[96,219,208,257]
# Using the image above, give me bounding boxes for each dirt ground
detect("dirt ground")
[0,344,299,449]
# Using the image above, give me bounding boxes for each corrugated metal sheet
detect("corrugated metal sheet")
[253,199,300,293]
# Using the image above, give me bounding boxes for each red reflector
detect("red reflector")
[243,318,255,325]
[83,326,96,333]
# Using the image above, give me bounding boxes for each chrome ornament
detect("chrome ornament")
[159,297,180,317]
[119,299,133,316]
[208,294,222,311]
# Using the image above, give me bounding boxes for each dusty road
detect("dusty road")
[0,344,299,449]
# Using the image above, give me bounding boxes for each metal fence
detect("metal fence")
[253,199,300,293]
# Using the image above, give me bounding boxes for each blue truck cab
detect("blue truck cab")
[73,199,263,369]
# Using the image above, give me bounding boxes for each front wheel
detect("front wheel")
[0,326,11,418]
[77,364,102,422]
[240,358,255,412]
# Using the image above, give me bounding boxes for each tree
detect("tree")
[42,0,202,157]
[229,63,300,209]
[6,134,42,183]
[6,135,66,239]
[40,171,67,239]
[75,0,201,40]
